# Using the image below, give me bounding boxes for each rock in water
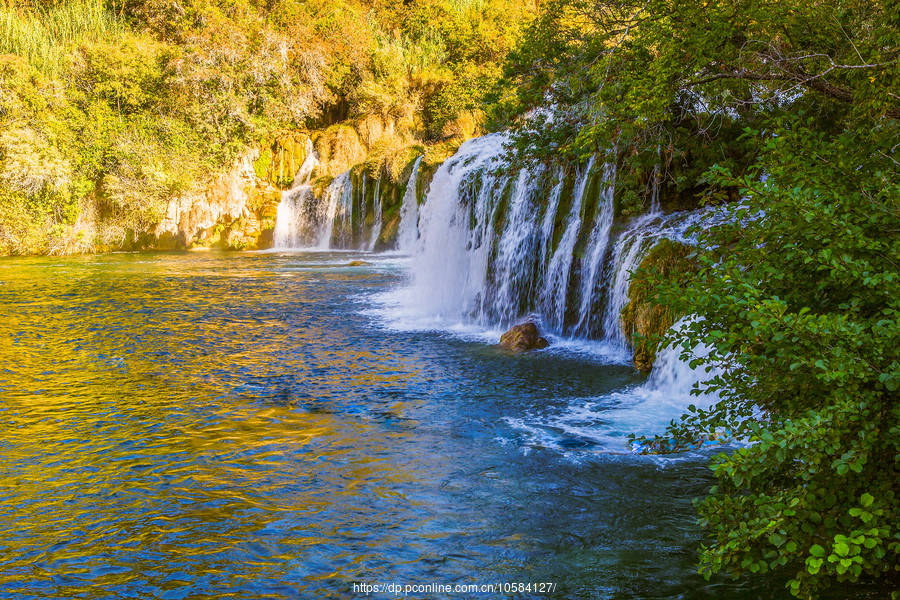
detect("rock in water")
[499,322,549,353]
[345,260,372,267]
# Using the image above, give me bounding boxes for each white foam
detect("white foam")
[502,324,723,456]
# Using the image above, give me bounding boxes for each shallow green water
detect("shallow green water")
[0,251,791,599]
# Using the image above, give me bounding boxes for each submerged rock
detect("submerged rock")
[499,322,549,353]
[345,260,372,267]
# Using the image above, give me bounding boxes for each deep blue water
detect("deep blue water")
[0,251,790,599]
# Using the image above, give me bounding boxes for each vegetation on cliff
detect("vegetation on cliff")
[620,239,697,372]
[0,0,535,254]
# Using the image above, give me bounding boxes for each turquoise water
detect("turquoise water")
[0,252,787,599]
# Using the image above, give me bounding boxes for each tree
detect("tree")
[500,0,899,208]
[645,120,899,598]
[502,0,900,595]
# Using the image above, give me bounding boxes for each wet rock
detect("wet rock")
[499,322,549,353]
[346,260,372,267]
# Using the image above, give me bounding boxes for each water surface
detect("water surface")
[0,251,786,599]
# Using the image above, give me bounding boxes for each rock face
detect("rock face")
[620,239,698,372]
[499,322,549,353]
[146,150,282,251]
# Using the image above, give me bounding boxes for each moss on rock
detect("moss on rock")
[256,133,312,188]
[621,238,698,372]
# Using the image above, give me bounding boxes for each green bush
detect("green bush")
[649,122,900,598]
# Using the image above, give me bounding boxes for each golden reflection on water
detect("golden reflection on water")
[0,252,787,600]
[0,253,433,598]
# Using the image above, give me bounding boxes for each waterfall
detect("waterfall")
[274,147,389,250]
[273,140,320,249]
[618,318,725,449]
[541,157,595,331]
[572,162,616,337]
[401,133,731,351]
[644,338,719,398]
[274,133,723,350]
[407,137,643,337]
[397,156,423,252]
[410,134,511,320]
[368,178,383,251]
[500,316,725,454]
[538,168,565,268]
[325,172,354,248]
[389,134,733,453]
[489,165,546,324]
[601,212,661,345]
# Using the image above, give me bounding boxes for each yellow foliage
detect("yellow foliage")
[441,109,484,141]
[313,125,367,177]
[0,125,72,195]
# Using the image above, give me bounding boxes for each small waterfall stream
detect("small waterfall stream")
[273,140,320,249]
[368,178,382,251]
[542,157,594,331]
[572,162,616,337]
[397,156,423,252]
[321,172,354,249]
[274,152,420,251]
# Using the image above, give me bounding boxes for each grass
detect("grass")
[0,0,123,75]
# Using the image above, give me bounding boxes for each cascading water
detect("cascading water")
[503,320,723,453]
[274,154,417,251]
[600,204,729,345]
[538,168,565,268]
[379,133,733,452]
[273,140,320,249]
[272,140,392,251]
[572,162,616,337]
[368,178,382,251]
[489,166,547,322]
[271,132,729,442]
[408,134,512,320]
[397,156,423,253]
[400,133,728,348]
[542,158,595,331]
[321,172,354,249]
[601,211,662,346]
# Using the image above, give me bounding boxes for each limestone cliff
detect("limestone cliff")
[144,151,282,251]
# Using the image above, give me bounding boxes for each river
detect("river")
[0,251,784,599]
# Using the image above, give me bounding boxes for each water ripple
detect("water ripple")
[0,252,788,599]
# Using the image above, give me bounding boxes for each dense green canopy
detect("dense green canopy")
[500,0,899,596]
